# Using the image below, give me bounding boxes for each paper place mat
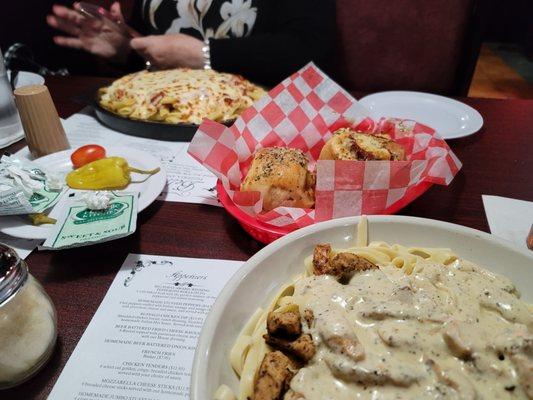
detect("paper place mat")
[482,195,533,249]
[48,254,242,400]
[0,232,40,259]
[15,109,220,207]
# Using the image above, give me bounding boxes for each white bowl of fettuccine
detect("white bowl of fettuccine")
[191,215,533,400]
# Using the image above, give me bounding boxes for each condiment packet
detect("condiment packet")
[188,62,461,231]
[0,187,35,215]
[0,185,66,216]
[27,187,66,214]
[0,155,66,216]
[40,192,138,250]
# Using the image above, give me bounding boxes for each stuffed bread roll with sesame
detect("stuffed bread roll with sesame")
[241,147,315,211]
[319,127,406,161]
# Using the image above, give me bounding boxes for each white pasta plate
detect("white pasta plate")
[190,215,533,399]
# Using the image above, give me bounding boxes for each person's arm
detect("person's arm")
[209,0,336,86]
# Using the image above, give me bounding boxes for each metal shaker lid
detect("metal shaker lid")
[0,243,28,305]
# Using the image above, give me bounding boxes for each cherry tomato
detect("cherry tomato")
[71,145,106,169]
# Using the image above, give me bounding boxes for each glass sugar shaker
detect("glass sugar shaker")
[0,243,57,389]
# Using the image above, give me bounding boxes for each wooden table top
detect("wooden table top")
[3,75,533,399]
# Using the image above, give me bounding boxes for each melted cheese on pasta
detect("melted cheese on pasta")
[99,68,265,124]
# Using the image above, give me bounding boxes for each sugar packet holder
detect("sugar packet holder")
[188,62,462,230]
[40,191,138,250]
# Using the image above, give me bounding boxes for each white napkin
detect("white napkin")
[482,195,533,249]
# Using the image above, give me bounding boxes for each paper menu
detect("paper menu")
[48,254,242,400]
[16,110,220,207]
[482,195,533,249]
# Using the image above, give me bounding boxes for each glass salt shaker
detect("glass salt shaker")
[0,49,23,144]
[0,243,57,389]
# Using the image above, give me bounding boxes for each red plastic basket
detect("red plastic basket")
[216,180,434,244]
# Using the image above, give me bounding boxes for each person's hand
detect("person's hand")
[130,34,204,69]
[47,2,133,61]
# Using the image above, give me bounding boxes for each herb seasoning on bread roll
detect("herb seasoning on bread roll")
[241,147,315,211]
[319,127,405,161]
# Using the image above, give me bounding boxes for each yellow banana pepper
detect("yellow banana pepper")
[66,157,160,190]
[29,213,57,225]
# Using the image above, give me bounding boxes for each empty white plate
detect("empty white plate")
[359,91,484,139]
[0,122,23,149]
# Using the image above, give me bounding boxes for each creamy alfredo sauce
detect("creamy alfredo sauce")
[291,260,533,399]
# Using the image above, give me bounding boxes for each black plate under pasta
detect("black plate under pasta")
[93,93,234,142]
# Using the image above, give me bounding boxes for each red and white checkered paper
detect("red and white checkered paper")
[188,63,462,230]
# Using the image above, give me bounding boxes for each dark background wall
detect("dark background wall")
[486,0,533,60]
[485,0,532,48]
[0,0,131,75]
[1,0,90,74]
[1,0,531,76]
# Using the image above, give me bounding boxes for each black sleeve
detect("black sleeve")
[127,0,148,36]
[209,0,336,87]
[121,0,148,71]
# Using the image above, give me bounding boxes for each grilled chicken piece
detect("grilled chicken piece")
[313,244,377,279]
[264,334,316,362]
[325,335,365,362]
[253,351,295,400]
[327,355,421,388]
[427,358,477,399]
[312,244,332,275]
[267,311,302,338]
[443,323,472,360]
[303,309,314,329]
[359,302,447,323]
[377,322,421,348]
[330,252,377,276]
